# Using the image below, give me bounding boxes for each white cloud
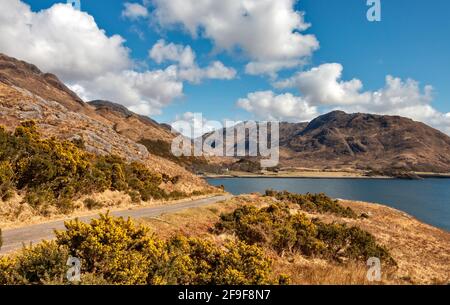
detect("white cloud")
[337,76,450,134]
[149,40,236,83]
[149,39,195,68]
[245,59,304,78]
[0,0,192,116]
[269,63,450,134]
[274,63,369,105]
[0,1,130,82]
[151,0,319,76]
[122,2,149,20]
[172,112,222,138]
[178,61,236,84]
[237,91,318,122]
[71,67,183,116]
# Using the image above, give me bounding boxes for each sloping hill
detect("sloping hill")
[280,111,450,173]
[0,53,211,193]
[88,100,175,143]
[201,111,450,174]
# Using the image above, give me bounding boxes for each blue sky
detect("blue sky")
[6,0,450,133]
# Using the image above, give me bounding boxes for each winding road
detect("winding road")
[0,194,232,254]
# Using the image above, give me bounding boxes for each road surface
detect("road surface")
[0,194,232,254]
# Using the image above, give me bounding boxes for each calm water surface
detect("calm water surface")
[207,178,450,231]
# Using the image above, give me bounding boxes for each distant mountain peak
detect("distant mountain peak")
[89,100,135,118]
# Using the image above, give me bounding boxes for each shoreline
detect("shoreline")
[202,171,450,179]
[205,175,391,179]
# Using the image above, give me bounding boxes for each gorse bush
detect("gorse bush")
[0,241,70,285]
[265,190,357,218]
[6,241,69,285]
[55,214,163,285]
[215,203,394,265]
[0,122,185,214]
[214,204,326,256]
[152,236,272,285]
[316,222,395,264]
[0,214,273,285]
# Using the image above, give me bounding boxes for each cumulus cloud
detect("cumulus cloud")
[150,0,319,76]
[0,0,222,116]
[237,91,318,122]
[149,39,195,68]
[71,67,183,116]
[122,2,149,20]
[177,61,236,84]
[0,0,130,82]
[241,63,450,134]
[274,63,369,105]
[336,76,450,134]
[149,40,236,83]
[274,63,435,112]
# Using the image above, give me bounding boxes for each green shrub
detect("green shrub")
[0,214,273,285]
[215,204,325,255]
[55,214,162,285]
[215,203,394,265]
[83,198,102,210]
[265,190,357,218]
[0,256,16,285]
[0,121,187,215]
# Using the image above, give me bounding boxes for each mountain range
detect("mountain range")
[275,111,450,173]
[1,53,450,176]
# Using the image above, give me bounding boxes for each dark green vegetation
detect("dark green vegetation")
[265,190,357,218]
[0,214,273,285]
[0,122,189,215]
[215,194,394,265]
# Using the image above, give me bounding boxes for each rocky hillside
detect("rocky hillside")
[205,111,450,173]
[0,53,211,193]
[279,111,450,173]
[88,100,175,143]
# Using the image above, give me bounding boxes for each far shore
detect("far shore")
[202,170,450,179]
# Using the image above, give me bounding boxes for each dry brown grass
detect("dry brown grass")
[332,200,450,284]
[141,194,450,285]
[139,195,260,239]
[0,190,224,230]
[271,255,370,285]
